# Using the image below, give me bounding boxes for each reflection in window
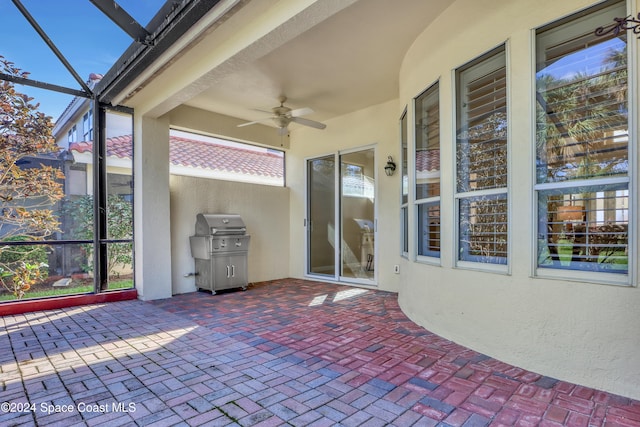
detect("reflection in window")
[456,47,508,266]
[538,185,628,273]
[535,0,629,277]
[417,202,440,257]
[459,195,508,264]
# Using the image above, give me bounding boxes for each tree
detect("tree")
[0,56,64,299]
[65,194,133,278]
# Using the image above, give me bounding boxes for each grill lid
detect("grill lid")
[195,213,246,235]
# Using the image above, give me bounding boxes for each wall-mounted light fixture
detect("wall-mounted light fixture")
[384,156,396,176]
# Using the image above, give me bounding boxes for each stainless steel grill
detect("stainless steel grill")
[189,213,250,294]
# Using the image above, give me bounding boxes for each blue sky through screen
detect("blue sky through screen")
[0,0,165,121]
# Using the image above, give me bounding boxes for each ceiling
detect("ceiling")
[155,0,451,130]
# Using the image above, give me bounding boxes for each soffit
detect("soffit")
[125,0,450,129]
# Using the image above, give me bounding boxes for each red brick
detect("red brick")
[517,414,542,427]
[444,376,480,393]
[555,381,576,394]
[605,414,640,427]
[518,372,542,384]
[506,395,550,416]
[460,401,498,419]
[444,391,470,406]
[553,394,595,415]
[572,386,595,401]
[566,411,590,427]
[485,375,520,392]
[494,407,521,424]
[431,372,452,384]
[475,385,497,399]
[608,407,640,422]
[444,408,473,426]
[488,389,511,405]
[544,405,568,423]
[534,387,555,403]
[516,384,538,398]
[412,403,447,420]
[467,395,505,413]
[430,386,454,401]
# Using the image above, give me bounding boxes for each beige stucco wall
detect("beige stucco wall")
[169,170,290,296]
[134,116,173,300]
[398,0,640,399]
[124,0,639,399]
[287,99,402,293]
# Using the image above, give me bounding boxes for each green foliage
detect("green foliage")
[0,56,63,299]
[0,235,48,266]
[0,278,133,301]
[66,194,133,276]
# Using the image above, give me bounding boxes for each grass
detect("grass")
[0,279,133,302]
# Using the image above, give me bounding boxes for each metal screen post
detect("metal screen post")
[93,101,109,292]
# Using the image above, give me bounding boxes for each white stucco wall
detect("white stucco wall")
[398,0,640,399]
[287,99,402,293]
[169,173,290,295]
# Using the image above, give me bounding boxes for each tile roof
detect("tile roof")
[70,135,133,159]
[416,149,439,173]
[70,134,284,179]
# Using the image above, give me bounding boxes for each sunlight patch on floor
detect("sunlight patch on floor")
[2,325,198,385]
[308,294,328,306]
[333,288,368,302]
[308,288,369,306]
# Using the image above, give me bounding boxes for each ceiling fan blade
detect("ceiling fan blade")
[290,107,314,117]
[290,116,326,129]
[237,117,274,127]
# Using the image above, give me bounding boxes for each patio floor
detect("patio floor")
[1,279,639,427]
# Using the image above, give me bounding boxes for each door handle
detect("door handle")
[231,265,235,277]
[226,265,231,278]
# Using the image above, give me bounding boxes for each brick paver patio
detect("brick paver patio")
[1,278,639,426]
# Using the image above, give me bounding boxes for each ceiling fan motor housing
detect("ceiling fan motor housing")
[272,116,291,128]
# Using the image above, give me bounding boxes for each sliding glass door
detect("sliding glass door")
[307,155,336,277]
[306,147,376,285]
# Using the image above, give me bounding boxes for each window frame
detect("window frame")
[414,81,441,263]
[454,45,510,273]
[83,108,93,141]
[400,108,409,258]
[68,124,77,144]
[532,0,634,286]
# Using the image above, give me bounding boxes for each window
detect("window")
[169,130,285,187]
[456,47,508,267]
[535,0,629,279]
[67,125,77,143]
[82,108,93,141]
[415,82,440,259]
[400,109,409,257]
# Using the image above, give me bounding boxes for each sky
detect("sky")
[0,0,165,121]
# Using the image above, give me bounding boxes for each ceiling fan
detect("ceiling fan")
[237,96,326,135]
